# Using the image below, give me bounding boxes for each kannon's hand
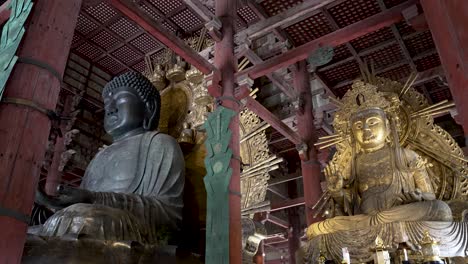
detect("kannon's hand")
[324,163,343,192]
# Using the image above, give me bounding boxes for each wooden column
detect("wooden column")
[287,181,301,263]
[0,1,81,262]
[421,0,468,145]
[213,0,241,262]
[44,94,74,195]
[293,60,323,224]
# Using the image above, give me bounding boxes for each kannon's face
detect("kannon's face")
[103,86,146,138]
[351,109,389,151]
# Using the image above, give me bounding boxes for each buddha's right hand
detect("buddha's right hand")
[35,185,94,210]
[324,163,343,192]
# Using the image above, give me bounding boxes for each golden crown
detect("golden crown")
[333,78,401,135]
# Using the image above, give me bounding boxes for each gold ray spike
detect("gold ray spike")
[412,100,449,115]
[238,57,249,71]
[319,134,342,140]
[315,137,344,146]
[400,72,418,98]
[249,87,259,97]
[411,102,455,118]
[317,139,345,150]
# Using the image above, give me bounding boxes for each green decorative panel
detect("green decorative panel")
[203,106,235,264]
[0,0,34,100]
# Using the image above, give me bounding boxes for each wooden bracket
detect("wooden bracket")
[206,17,223,42]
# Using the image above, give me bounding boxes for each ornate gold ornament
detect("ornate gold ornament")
[314,69,467,213]
[301,65,468,264]
[148,31,280,213]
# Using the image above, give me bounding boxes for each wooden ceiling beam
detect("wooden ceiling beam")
[237,0,417,80]
[270,197,305,212]
[183,0,214,22]
[245,0,289,42]
[235,0,337,44]
[243,93,302,145]
[108,0,216,75]
[376,0,417,72]
[267,215,289,229]
[321,7,364,67]
[240,45,297,98]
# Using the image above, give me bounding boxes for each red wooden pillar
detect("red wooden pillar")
[0,1,81,262]
[294,60,323,225]
[213,0,241,262]
[253,241,265,264]
[421,0,468,146]
[45,94,74,195]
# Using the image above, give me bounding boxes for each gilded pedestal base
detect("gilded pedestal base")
[301,221,468,263]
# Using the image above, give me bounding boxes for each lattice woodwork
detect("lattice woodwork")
[129,33,162,54]
[328,0,380,28]
[75,41,103,60]
[85,2,118,24]
[170,8,203,32]
[361,43,404,69]
[415,53,441,72]
[377,63,411,80]
[111,45,142,65]
[237,6,260,24]
[403,30,436,57]
[425,80,452,103]
[96,56,125,74]
[131,59,147,72]
[284,12,334,45]
[328,44,353,64]
[395,20,415,36]
[90,30,120,51]
[350,27,394,52]
[260,0,304,16]
[162,20,177,33]
[320,60,360,86]
[108,17,141,39]
[76,13,99,35]
[149,0,183,14]
[138,2,162,20]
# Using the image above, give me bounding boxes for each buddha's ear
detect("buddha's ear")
[143,99,158,130]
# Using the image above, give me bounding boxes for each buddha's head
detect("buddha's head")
[350,107,390,152]
[102,71,160,140]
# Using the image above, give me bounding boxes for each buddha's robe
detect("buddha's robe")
[308,147,452,238]
[35,131,185,244]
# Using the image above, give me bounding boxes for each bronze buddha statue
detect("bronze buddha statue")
[25,72,185,263]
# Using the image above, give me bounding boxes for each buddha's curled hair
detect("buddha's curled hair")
[103,71,161,130]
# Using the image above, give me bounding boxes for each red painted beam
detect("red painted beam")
[243,95,302,145]
[108,0,216,76]
[421,0,468,139]
[270,197,305,212]
[237,0,418,80]
[267,214,289,229]
[0,0,11,26]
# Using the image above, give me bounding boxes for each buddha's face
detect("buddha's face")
[103,86,146,139]
[351,109,389,151]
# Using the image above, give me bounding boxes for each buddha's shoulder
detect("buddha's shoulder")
[145,131,181,149]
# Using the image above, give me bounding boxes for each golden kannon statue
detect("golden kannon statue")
[303,70,468,263]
